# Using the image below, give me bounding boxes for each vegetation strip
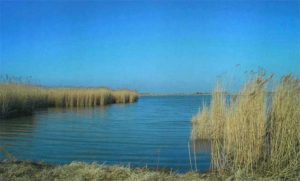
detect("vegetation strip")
[0,84,139,118]
[0,161,284,181]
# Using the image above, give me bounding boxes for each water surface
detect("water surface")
[0,96,211,172]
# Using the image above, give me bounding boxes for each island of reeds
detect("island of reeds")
[191,74,300,179]
[0,83,139,119]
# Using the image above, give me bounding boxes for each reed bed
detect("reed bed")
[0,83,139,118]
[191,74,300,178]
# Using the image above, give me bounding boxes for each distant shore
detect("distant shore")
[140,93,211,96]
[140,91,275,97]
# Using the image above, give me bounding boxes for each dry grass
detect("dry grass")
[0,83,139,118]
[0,84,49,118]
[191,74,300,178]
[1,161,284,181]
[268,75,300,177]
[224,76,267,174]
[0,161,224,181]
[191,106,210,140]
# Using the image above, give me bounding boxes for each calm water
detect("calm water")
[0,96,211,172]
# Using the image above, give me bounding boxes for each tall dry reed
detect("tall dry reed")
[223,76,267,174]
[268,75,300,177]
[191,74,299,178]
[191,106,210,140]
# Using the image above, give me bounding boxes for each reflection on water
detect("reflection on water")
[0,115,37,143]
[0,96,211,172]
[187,139,211,172]
[0,115,37,159]
[192,139,211,153]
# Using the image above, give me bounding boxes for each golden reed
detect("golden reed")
[0,84,139,118]
[191,74,299,178]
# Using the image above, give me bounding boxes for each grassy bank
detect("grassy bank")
[0,161,281,181]
[0,84,139,118]
[191,74,300,178]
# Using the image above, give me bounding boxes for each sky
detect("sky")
[0,0,299,93]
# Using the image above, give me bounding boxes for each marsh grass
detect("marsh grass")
[0,160,288,181]
[0,83,139,118]
[0,161,238,181]
[191,74,300,178]
[191,106,210,140]
[268,75,300,177]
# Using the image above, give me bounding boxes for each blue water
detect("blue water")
[0,96,211,172]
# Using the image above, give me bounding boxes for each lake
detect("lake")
[0,96,211,173]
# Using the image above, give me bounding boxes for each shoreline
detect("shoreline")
[0,160,216,181]
[0,160,286,180]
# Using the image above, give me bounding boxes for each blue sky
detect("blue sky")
[0,1,299,93]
